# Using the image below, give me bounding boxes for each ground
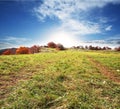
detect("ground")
[0,50,120,108]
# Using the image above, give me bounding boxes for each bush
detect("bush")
[115,47,120,51]
[2,49,11,55]
[47,42,56,48]
[56,43,65,50]
[29,45,40,54]
[16,47,29,54]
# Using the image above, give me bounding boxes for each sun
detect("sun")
[47,31,78,47]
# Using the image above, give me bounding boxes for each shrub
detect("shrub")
[2,49,11,55]
[56,43,65,50]
[16,47,29,54]
[47,42,56,48]
[29,45,40,54]
[115,47,120,51]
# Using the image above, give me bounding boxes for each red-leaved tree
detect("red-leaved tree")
[56,43,65,50]
[29,45,40,54]
[2,49,11,55]
[16,47,29,54]
[47,42,56,48]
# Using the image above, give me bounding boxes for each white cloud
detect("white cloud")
[3,36,30,44]
[34,0,120,36]
[60,19,101,35]
[0,42,14,49]
[108,34,120,40]
[105,25,112,31]
[80,41,118,49]
[85,40,106,44]
[99,17,108,23]
[0,36,32,49]
[33,0,120,47]
[83,34,120,48]
[5,36,25,41]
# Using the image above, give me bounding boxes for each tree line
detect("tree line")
[1,42,120,55]
[72,45,120,51]
[1,42,65,55]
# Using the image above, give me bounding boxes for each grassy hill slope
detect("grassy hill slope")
[0,50,120,108]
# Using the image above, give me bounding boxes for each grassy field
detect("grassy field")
[0,50,120,109]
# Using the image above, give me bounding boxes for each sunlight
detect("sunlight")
[47,31,78,47]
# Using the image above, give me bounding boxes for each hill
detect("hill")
[0,50,120,108]
[0,48,17,55]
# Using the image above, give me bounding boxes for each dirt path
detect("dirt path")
[87,56,120,83]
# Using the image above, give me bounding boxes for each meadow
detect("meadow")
[0,50,120,109]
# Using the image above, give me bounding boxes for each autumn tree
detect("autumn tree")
[47,42,56,48]
[56,43,65,50]
[115,47,120,51]
[2,49,11,55]
[16,46,29,54]
[29,45,40,54]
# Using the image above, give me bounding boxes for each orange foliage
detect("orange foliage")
[16,47,29,54]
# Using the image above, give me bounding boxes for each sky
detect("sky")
[0,0,120,49]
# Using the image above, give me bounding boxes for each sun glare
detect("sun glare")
[47,31,78,47]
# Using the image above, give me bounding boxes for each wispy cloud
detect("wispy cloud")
[34,0,120,36]
[3,36,29,44]
[0,36,31,49]
[84,39,120,44]
[105,25,112,31]
[99,17,108,23]
[83,34,120,48]
[107,34,120,44]
[0,42,14,49]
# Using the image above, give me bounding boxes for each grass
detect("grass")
[0,50,120,109]
[85,51,120,77]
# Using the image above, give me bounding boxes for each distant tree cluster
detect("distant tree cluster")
[29,45,41,54]
[2,49,11,55]
[2,48,16,55]
[115,46,120,51]
[1,43,120,55]
[72,45,112,50]
[1,42,65,55]
[88,45,111,50]
[1,45,40,55]
[47,42,65,50]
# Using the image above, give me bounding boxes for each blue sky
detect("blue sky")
[0,0,120,49]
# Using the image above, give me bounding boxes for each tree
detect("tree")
[2,49,11,55]
[29,45,40,54]
[16,47,29,54]
[115,47,120,51]
[47,42,56,48]
[89,45,94,50]
[56,43,65,50]
[85,46,88,49]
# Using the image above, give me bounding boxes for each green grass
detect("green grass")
[0,50,120,109]
[85,51,120,77]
